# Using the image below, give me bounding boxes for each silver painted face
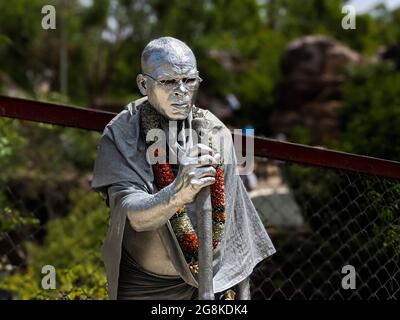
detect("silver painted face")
[138,37,200,120]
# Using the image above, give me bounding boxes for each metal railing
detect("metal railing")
[0,96,399,299]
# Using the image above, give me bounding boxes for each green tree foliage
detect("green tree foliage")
[2,0,400,299]
[1,189,108,299]
[1,0,399,131]
[0,0,47,89]
[340,63,400,161]
[0,119,38,234]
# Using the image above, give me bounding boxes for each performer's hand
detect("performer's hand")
[172,143,220,204]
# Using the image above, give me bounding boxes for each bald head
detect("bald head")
[141,37,197,75]
[137,37,200,120]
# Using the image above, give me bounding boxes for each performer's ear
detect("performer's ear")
[137,74,147,95]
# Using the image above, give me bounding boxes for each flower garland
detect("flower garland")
[140,104,226,276]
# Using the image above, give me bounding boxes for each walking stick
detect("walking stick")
[192,118,214,300]
[237,276,251,300]
[195,187,214,299]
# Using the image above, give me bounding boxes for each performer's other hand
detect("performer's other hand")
[172,143,220,204]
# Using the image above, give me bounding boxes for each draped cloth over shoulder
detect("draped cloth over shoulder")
[91,97,276,300]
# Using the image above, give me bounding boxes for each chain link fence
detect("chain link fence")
[1,115,400,300]
[250,158,400,299]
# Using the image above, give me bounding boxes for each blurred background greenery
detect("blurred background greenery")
[1,0,400,299]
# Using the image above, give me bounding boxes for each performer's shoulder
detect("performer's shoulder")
[102,97,147,136]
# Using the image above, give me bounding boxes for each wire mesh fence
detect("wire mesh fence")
[250,158,400,299]
[1,115,400,300]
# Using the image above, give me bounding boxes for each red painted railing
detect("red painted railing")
[1,95,400,179]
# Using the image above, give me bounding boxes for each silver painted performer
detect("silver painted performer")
[91,37,276,300]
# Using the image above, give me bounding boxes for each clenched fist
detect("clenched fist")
[172,143,220,204]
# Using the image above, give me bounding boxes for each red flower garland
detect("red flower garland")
[152,157,226,274]
[141,105,226,275]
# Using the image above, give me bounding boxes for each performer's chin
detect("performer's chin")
[170,105,190,119]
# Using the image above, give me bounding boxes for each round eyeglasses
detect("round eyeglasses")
[144,73,202,91]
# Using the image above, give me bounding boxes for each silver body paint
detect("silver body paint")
[92,37,274,299]
[129,37,216,279]
[138,37,200,121]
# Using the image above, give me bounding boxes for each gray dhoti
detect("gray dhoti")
[91,97,276,300]
[117,246,196,300]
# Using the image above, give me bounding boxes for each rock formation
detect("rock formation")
[270,35,362,144]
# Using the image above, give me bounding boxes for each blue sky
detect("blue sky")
[348,0,400,13]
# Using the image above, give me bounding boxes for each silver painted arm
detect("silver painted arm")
[115,183,184,232]
[109,144,219,233]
